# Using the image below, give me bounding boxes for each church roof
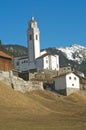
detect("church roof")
[36,53,57,60]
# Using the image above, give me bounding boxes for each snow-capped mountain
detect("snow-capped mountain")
[58,44,86,64]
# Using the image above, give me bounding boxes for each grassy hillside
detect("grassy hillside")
[0,81,86,130]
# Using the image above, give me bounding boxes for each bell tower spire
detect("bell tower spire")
[27,17,40,70]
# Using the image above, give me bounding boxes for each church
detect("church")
[27,17,59,71]
[14,17,59,72]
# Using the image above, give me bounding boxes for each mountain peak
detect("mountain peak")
[58,44,86,64]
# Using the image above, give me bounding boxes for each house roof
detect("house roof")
[53,71,77,79]
[18,56,28,60]
[53,72,68,79]
[0,51,12,59]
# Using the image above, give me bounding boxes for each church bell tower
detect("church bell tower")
[27,17,40,70]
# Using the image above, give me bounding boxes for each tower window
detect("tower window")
[36,34,38,40]
[29,34,32,40]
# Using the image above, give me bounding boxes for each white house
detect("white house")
[36,53,59,70]
[54,72,80,95]
[13,56,28,72]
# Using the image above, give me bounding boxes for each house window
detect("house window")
[46,60,48,63]
[36,34,38,40]
[29,34,32,40]
[72,84,74,86]
[74,77,76,80]
[69,76,71,79]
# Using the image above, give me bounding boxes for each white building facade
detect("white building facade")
[36,54,59,70]
[54,72,80,95]
[13,56,28,72]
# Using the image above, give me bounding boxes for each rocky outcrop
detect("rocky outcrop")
[0,71,43,93]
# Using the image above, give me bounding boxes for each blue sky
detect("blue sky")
[0,0,86,49]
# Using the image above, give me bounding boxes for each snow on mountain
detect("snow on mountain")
[58,44,86,64]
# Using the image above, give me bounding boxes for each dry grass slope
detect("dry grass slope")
[0,81,86,130]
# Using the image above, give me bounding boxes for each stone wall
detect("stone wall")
[25,81,43,92]
[0,71,43,93]
[67,88,79,96]
[55,88,80,96]
[54,89,67,95]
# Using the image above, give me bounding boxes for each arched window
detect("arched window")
[36,34,38,40]
[29,34,32,40]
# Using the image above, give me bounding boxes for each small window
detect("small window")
[74,77,76,80]
[29,34,32,40]
[46,60,48,63]
[72,84,74,86]
[69,76,71,79]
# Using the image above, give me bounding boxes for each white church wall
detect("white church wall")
[49,55,57,70]
[48,55,59,70]
[56,55,59,70]
[43,56,49,69]
[36,54,60,70]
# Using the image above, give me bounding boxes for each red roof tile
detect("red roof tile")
[0,51,12,59]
